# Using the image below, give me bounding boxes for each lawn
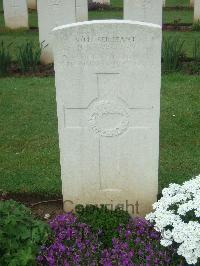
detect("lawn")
[0,0,199,197]
[0,77,61,195]
[167,0,190,6]
[163,9,193,24]
[0,75,199,196]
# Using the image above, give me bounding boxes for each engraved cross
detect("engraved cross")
[64,73,153,191]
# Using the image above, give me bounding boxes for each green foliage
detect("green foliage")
[0,41,12,76]
[162,37,185,73]
[0,200,49,266]
[17,41,41,73]
[172,18,181,26]
[76,204,131,248]
[193,39,200,62]
[192,21,200,31]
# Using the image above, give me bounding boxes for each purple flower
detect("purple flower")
[37,213,100,265]
[125,230,131,239]
[138,249,143,257]
[100,217,176,265]
[37,213,180,265]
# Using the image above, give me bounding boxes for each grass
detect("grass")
[159,74,200,189]
[163,10,193,24]
[89,10,122,20]
[0,77,61,195]
[0,75,199,195]
[166,0,190,7]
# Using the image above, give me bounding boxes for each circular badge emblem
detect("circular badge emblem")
[88,100,129,137]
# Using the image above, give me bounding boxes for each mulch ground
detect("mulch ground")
[6,63,54,77]
[0,192,64,220]
[163,23,193,31]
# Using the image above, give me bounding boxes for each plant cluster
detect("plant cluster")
[0,41,12,76]
[37,210,183,265]
[0,40,41,76]
[0,200,49,266]
[17,41,41,73]
[0,199,193,265]
[37,213,101,265]
[1,178,199,266]
[193,39,200,62]
[162,37,185,73]
[146,174,200,265]
[100,217,179,265]
[162,37,200,74]
[192,21,200,31]
[75,204,130,247]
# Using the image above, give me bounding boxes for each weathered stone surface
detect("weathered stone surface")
[194,0,200,22]
[53,20,162,216]
[76,0,88,22]
[37,0,88,64]
[3,0,29,29]
[124,0,163,26]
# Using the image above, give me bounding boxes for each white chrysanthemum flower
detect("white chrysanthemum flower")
[146,174,200,265]
[160,238,172,247]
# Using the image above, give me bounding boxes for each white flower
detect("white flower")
[160,238,172,247]
[44,213,50,220]
[146,174,200,265]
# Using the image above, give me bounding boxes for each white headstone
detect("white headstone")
[3,0,29,29]
[124,0,163,26]
[194,0,200,22]
[76,0,88,22]
[37,0,88,64]
[27,0,37,9]
[53,20,161,216]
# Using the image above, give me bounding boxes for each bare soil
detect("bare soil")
[163,23,193,31]
[0,192,64,220]
[7,63,54,77]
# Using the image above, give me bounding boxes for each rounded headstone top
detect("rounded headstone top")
[52,19,161,33]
